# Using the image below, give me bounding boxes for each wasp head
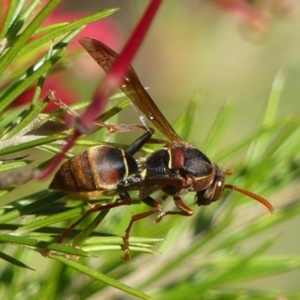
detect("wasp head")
[195,165,274,214]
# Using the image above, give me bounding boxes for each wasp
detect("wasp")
[49,38,274,260]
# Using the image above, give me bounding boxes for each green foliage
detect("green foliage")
[0,2,299,300]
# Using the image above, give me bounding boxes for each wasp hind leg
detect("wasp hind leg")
[54,193,132,246]
[155,196,194,223]
[122,195,163,260]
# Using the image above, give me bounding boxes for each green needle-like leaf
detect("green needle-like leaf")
[19,9,119,57]
[0,250,35,270]
[0,0,61,75]
[53,255,152,300]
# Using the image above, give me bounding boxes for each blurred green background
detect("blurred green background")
[59,0,300,293]
[0,1,297,297]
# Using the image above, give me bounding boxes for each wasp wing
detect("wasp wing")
[79,37,183,144]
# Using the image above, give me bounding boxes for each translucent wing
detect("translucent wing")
[79,37,183,144]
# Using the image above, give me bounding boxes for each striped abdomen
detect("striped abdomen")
[49,145,138,192]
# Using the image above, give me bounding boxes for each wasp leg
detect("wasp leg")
[56,193,132,244]
[155,196,194,223]
[122,196,163,260]
[126,128,154,155]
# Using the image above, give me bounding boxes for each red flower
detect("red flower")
[12,77,78,113]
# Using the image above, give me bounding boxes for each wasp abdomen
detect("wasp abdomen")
[49,145,138,192]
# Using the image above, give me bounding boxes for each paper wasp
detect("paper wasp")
[49,37,274,260]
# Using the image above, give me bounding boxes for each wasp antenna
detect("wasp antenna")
[225,168,234,175]
[225,184,274,214]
